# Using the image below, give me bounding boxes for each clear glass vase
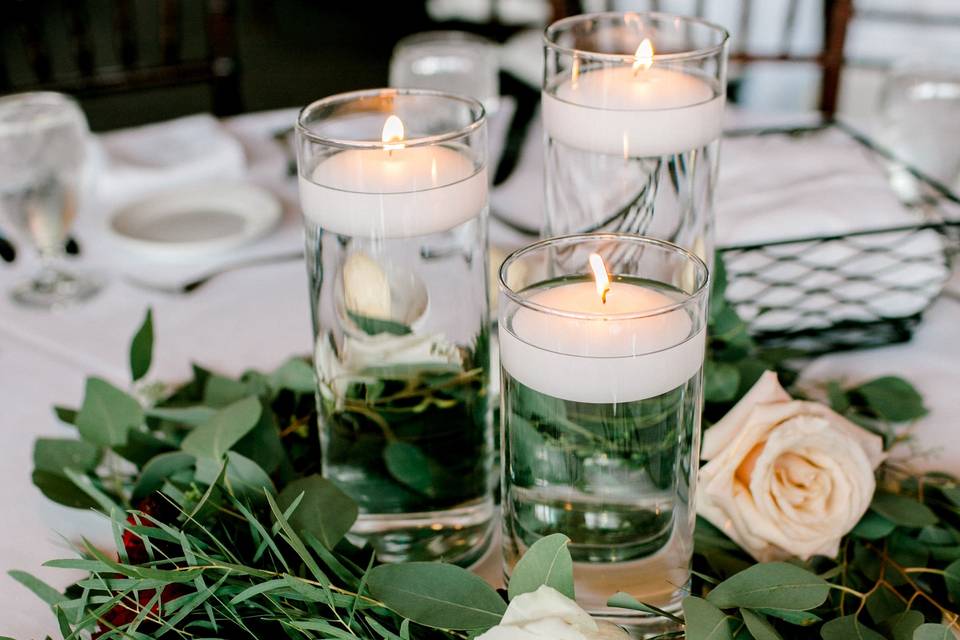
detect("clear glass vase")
[542,12,729,264]
[296,89,493,565]
[498,233,710,629]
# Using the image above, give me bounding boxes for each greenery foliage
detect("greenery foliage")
[13,299,957,639]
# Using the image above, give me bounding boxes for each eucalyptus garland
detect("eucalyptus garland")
[9,267,959,640]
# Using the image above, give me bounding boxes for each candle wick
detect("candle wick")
[601,286,609,304]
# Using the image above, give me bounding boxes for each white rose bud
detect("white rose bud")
[477,586,630,640]
[697,371,885,562]
[343,252,391,319]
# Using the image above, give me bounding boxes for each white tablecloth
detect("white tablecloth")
[1,108,958,638]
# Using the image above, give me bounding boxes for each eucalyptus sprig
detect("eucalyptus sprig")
[13,300,953,640]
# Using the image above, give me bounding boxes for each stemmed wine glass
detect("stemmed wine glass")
[0,92,101,308]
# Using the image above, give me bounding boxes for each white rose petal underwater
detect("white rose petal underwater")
[477,586,630,640]
[697,371,885,562]
[343,252,392,319]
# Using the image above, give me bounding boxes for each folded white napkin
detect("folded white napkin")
[717,128,950,332]
[91,114,246,210]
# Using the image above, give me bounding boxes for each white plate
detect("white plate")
[107,183,282,260]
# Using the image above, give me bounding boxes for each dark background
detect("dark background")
[0,1,524,131]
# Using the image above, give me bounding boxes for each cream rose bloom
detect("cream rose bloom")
[476,586,630,640]
[697,371,885,562]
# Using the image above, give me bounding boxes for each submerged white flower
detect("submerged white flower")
[343,252,392,319]
[697,371,885,562]
[315,332,462,404]
[477,586,630,640]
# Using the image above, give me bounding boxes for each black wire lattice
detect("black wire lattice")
[718,123,960,355]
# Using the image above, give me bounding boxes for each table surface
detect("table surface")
[2,108,958,638]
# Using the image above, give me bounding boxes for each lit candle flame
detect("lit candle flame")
[632,38,654,74]
[381,115,405,151]
[589,253,610,304]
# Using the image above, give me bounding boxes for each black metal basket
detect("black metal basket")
[718,122,960,355]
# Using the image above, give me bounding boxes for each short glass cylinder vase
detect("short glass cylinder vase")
[296,89,493,565]
[542,12,729,263]
[498,233,709,627]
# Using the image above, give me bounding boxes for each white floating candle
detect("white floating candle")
[542,40,724,157]
[499,253,705,404]
[299,115,487,238]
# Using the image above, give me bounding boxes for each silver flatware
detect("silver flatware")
[126,250,303,295]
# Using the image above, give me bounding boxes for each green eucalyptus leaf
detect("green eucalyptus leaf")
[753,608,821,626]
[740,609,782,640]
[852,511,897,540]
[367,562,506,629]
[913,624,954,639]
[851,376,927,422]
[682,596,734,640]
[383,441,438,497]
[820,615,885,640]
[918,526,956,546]
[180,396,262,459]
[233,409,286,474]
[709,258,729,320]
[607,592,684,624]
[145,406,216,426]
[507,533,574,601]
[8,570,64,606]
[270,358,316,393]
[112,428,175,466]
[871,493,938,528]
[33,438,100,474]
[53,406,77,426]
[826,380,849,413]
[865,586,905,625]
[277,475,358,549]
[196,452,275,503]
[707,563,829,611]
[76,377,143,447]
[882,610,924,640]
[941,487,960,508]
[944,559,960,601]
[129,308,153,382]
[63,468,120,513]
[348,311,412,336]
[203,375,249,408]
[31,470,98,509]
[704,361,740,402]
[132,451,196,501]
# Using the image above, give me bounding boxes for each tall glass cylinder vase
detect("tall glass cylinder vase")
[498,233,709,628]
[543,12,728,264]
[296,89,493,565]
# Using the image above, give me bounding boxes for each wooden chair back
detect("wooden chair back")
[550,0,854,116]
[0,0,242,116]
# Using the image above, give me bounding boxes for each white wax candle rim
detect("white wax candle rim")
[504,276,704,321]
[299,124,485,149]
[304,144,485,195]
[545,64,721,112]
[543,12,730,62]
[297,92,486,148]
[501,321,702,360]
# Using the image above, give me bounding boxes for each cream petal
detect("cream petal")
[701,371,791,460]
[699,457,773,554]
[747,418,876,559]
[698,465,791,561]
[521,618,592,640]
[698,398,880,561]
[475,626,543,640]
[501,586,598,633]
